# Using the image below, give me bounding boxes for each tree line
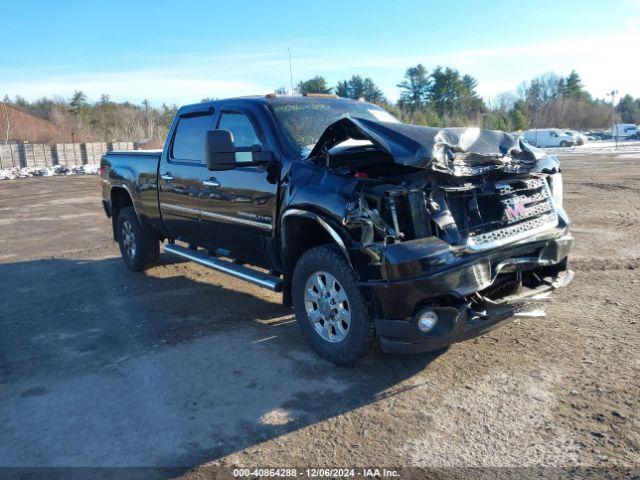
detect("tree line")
[2,92,178,146]
[3,65,640,145]
[296,68,640,131]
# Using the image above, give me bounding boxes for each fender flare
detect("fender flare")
[280,208,352,267]
[109,183,141,219]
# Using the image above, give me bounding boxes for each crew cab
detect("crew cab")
[100,95,573,365]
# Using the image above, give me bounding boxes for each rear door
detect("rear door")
[199,109,279,265]
[158,111,214,243]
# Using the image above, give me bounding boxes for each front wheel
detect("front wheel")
[559,140,569,147]
[116,206,159,271]
[292,244,376,365]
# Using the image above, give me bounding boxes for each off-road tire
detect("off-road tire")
[116,206,159,271]
[292,244,376,365]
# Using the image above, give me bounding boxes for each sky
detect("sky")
[1,0,639,106]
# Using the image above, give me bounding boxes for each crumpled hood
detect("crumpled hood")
[309,117,559,176]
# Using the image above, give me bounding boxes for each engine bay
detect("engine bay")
[307,116,563,253]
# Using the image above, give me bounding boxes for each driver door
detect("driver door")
[199,110,278,266]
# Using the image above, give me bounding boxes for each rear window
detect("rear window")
[172,114,214,162]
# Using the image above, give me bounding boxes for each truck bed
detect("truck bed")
[105,149,162,158]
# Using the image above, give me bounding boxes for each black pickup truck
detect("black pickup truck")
[100,94,573,365]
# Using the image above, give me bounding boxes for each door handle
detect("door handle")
[203,178,221,188]
[161,172,174,181]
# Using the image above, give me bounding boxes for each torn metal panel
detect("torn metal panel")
[344,190,402,245]
[309,117,558,176]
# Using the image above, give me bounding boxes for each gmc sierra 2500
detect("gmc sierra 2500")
[100,94,573,365]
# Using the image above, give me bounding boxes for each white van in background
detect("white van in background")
[615,124,638,139]
[522,129,575,147]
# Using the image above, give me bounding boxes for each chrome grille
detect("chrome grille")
[466,212,558,250]
[442,176,558,251]
[495,178,546,195]
[501,189,549,206]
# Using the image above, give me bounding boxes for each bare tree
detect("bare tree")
[0,101,15,144]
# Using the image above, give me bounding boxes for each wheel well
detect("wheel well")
[281,216,338,306]
[110,187,133,241]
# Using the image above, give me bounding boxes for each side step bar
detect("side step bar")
[163,244,283,292]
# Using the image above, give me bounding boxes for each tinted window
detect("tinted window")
[218,112,262,163]
[172,114,213,162]
[218,113,261,148]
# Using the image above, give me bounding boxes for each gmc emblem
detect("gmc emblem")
[502,197,533,223]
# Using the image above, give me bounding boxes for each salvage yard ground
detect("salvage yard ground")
[0,145,638,475]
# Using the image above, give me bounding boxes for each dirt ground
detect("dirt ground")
[0,148,638,476]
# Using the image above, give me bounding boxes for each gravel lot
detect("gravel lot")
[0,148,638,476]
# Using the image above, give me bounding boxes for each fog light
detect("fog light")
[417,310,439,333]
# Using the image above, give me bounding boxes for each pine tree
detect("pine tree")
[335,80,349,98]
[362,78,386,104]
[509,100,529,130]
[70,91,88,114]
[397,64,430,107]
[296,76,332,95]
[617,94,640,124]
[335,75,386,103]
[563,70,584,100]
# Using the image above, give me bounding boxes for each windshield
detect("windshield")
[270,99,400,160]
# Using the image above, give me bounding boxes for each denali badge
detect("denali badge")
[502,196,534,223]
[237,211,272,223]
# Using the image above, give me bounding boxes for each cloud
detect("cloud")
[0,70,273,104]
[466,29,640,100]
[327,28,640,101]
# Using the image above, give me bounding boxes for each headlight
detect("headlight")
[548,173,563,208]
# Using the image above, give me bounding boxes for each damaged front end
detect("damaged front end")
[308,117,573,353]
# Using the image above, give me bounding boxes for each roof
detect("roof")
[177,95,366,115]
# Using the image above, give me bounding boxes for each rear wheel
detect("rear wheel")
[292,244,375,365]
[116,206,159,271]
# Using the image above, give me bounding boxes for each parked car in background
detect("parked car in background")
[564,130,589,145]
[585,130,605,140]
[522,129,575,147]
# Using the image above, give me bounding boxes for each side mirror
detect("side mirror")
[206,129,236,171]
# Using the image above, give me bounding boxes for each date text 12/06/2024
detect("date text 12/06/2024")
[232,468,399,477]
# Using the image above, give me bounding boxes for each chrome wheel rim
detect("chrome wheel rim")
[121,220,136,259]
[304,271,351,343]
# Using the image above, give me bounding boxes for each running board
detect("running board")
[163,244,283,292]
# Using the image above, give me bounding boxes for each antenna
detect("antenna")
[288,48,294,95]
